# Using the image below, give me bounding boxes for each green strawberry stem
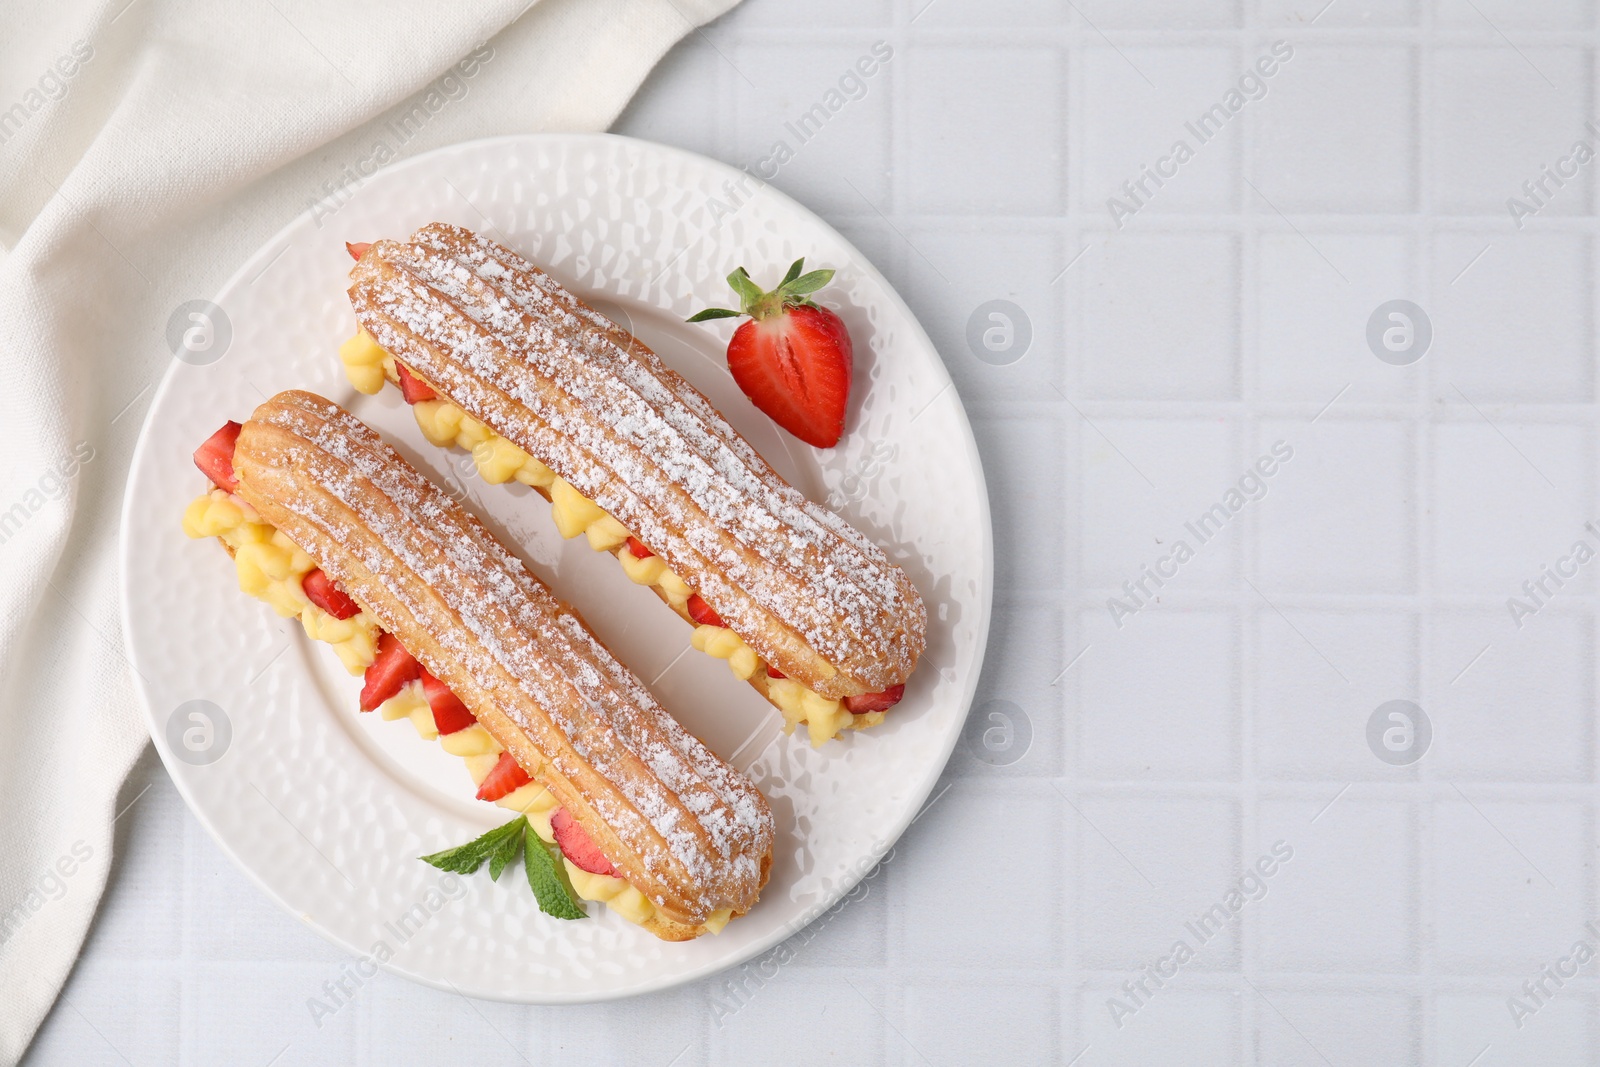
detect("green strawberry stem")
[687,258,837,323]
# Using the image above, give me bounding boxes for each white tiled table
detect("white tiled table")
[28,0,1600,1063]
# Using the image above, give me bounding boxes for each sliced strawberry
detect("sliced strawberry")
[686,594,725,628]
[626,536,654,559]
[395,362,437,403]
[194,421,243,492]
[726,307,851,449]
[843,684,905,715]
[765,665,786,680]
[551,808,617,876]
[346,241,371,261]
[301,569,360,619]
[476,751,532,802]
[419,669,475,735]
[359,632,421,711]
[689,260,853,449]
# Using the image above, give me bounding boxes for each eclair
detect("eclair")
[182,390,773,940]
[339,223,928,746]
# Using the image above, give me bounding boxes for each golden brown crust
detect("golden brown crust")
[231,390,773,935]
[347,223,926,700]
[635,913,713,942]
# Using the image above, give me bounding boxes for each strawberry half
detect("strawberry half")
[551,808,617,876]
[346,241,371,261]
[419,669,475,735]
[194,421,243,492]
[686,593,725,628]
[689,259,853,449]
[476,751,532,802]
[395,363,437,403]
[843,684,905,715]
[626,536,653,559]
[302,569,360,620]
[359,632,421,711]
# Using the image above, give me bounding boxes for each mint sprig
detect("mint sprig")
[420,816,586,920]
[419,817,525,876]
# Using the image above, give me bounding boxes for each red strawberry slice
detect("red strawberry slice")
[727,307,852,449]
[395,362,437,403]
[551,808,617,876]
[301,569,360,620]
[765,665,786,680]
[419,669,475,735]
[843,684,905,715]
[359,632,421,711]
[194,421,243,492]
[475,751,532,802]
[686,594,725,628]
[626,536,654,559]
[689,260,853,449]
[346,241,371,261]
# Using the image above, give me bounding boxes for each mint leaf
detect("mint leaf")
[524,824,587,920]
[420,817,527,876]
[488,820,524,881]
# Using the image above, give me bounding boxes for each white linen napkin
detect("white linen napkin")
[0,0,736,1059]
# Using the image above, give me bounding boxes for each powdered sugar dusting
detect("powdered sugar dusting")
[236,391,772,921]
[347,223,927,696]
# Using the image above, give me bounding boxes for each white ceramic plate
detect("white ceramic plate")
[119,134,992,1002]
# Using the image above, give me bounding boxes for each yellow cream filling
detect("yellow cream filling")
[692,624,761,681]
[767,677,859,748]
[337,329,867,745]
[187,481,727,932]
[338,328,392,395]
[182,490,378,674]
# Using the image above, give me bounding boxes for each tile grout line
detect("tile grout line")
[1238,9,1262,1058]
[1061,8,1089,1056]
[1416,4,1438,1060]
